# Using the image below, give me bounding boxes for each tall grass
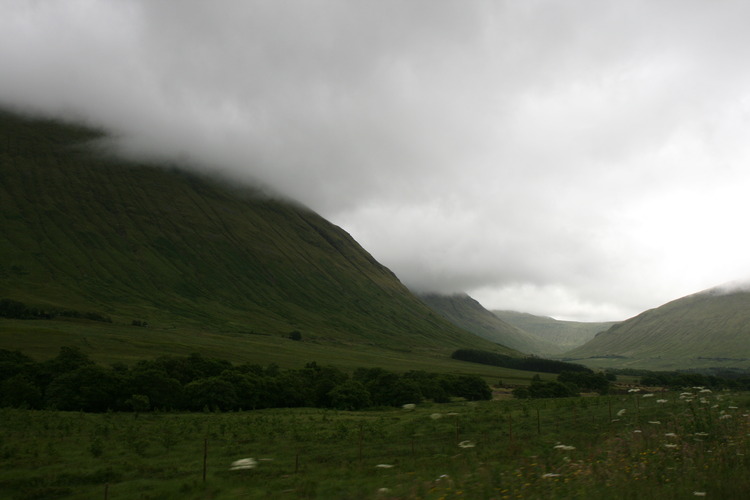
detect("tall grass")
[1,389,748,499]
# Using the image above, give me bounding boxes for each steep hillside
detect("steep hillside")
[564,286,750,370]
[493,310,615,353]
[418,293,555,356]
[0,110,511,360]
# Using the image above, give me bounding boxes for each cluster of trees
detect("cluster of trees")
[512,371,612,399]
[0,347,491,413]
[638,370,750,390]
[451,349,592,374]
[0,298,111,323]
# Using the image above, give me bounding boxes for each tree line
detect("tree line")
[0,298,111,323]
[451,349,592,374]
[0,347,491,412]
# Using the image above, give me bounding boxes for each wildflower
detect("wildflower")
[617,409,627,416]
[633,430,642,433]
[695,432,709,436]
[699,389,712,393]
[648,421,661,425]
[729,406,738,409]
[680,392,693,397]
[458,440,475,448]
[446,412,460,416]
[430,413,443,420]
[628,388,641,393]
[657,399,668,404]
[693,492,706,497]
[665,433,677,438]
[719,414,732,420]
[693,386,704,390]
[375,464,394,468]
[664,444,678,449]
[230,458,257,470]
[542,473,561,478]
[642,393,654,398]
[554,444,575,451]
[402,403,416,410]
[378,488,391,494]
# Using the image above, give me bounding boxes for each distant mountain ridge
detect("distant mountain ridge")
[564,285,750,370]
[0,110,511,356]
[418,293,555,355]
[492,310,615,354]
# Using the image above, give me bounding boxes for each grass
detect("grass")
[1,388,749,499]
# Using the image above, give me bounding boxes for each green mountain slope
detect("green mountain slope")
[417,293,553,355]
[0,110,512,362]
[564,286,750,370]
[492,310,615,354]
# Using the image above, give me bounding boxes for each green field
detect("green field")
[2,389,748,499]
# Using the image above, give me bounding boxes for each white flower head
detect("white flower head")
[617,409,627,416]
[554,444,575,451]
[628,388,641,393]
[458,440,476,448]
[402,403,416,410]
[649,421,662,425]
[664,444,678,449]
[430,413,443,420]
[657,399,668,403]
[375,464,394,468]
[230,458,257,470]
[542,473,561,478]
[642,393,654,398]
[693,492,706,497]
[665,433,677,438]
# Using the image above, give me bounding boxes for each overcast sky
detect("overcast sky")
[3,0,750,321]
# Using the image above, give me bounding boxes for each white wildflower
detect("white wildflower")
[375,464,394,469]
[554,444,575,451]
[649,421,662,425]
[447,412,460,416]
[719,414,732,420]
[230,458,257,470]
[542,473,561,478]
[642,393,654,398]
[693,492,706,497]
[695,432,709,437]
[617,409,627,416]
[729,406,738,409]
[693,386,705,390]
[657,399,668,404]
[664,444,678,449]
[665,433,677,438]
[699,389,712,393]
[633,430,642,433]
[680,392,693,397]
[378,488,391,494]
[430,413,443,420]
[458,440,475,449]
[628,388,641,393]
[402,403,416,410]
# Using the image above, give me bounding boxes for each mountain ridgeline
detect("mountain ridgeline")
[0,110,512,358]
[564,286,750,370]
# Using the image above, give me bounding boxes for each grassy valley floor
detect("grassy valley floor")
[2,389,749,499]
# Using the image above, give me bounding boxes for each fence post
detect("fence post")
[203,438,207,482]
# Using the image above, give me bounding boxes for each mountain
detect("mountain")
[564,285,750,370]
[0,109,514,363]
[417,293,554,355]
[492,310,615,354]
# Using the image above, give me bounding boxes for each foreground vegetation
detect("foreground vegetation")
[1,387,749,499]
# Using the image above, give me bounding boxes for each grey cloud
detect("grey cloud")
[3,1,750,320]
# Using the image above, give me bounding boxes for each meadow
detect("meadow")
[2,388,748,499]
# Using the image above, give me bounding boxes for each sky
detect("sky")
[3,0,750,321]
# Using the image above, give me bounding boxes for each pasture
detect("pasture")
[1,388,748,499]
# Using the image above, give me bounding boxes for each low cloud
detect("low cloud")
[3,1,750,320]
